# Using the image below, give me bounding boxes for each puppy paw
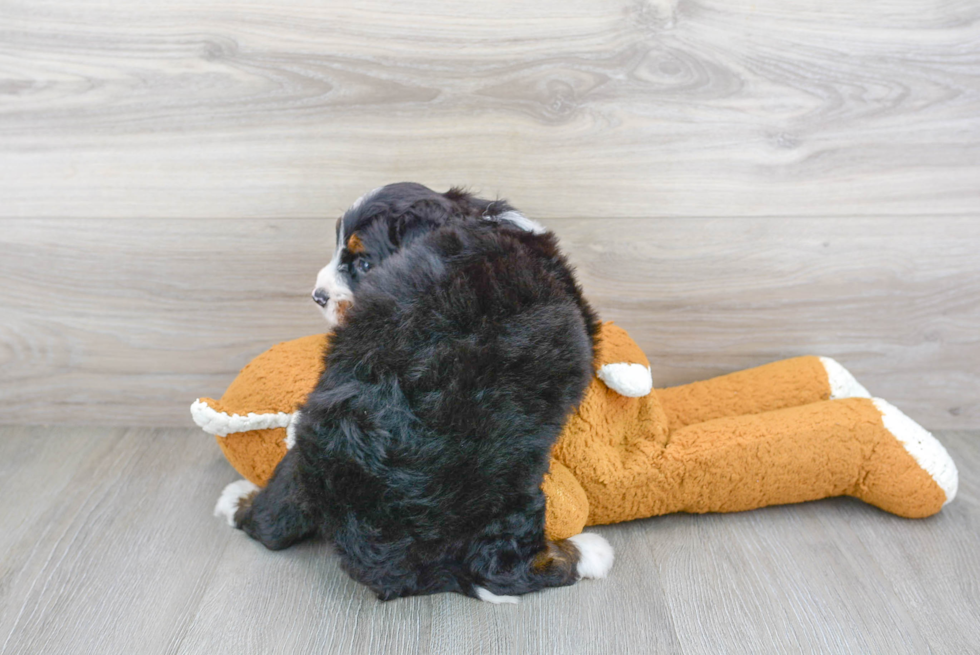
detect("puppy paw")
[214,479,259,527]
[569,532,614,580]
[474,586,520,604]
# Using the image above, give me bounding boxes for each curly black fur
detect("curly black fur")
[235,184,600,600]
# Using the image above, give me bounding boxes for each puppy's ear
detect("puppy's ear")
[388,188,516,246]
[390,202,451,247]
[444,187,512,219]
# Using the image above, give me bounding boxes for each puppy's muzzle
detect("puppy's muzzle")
[312,288,330,307]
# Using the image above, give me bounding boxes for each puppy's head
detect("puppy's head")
[312,183,545,327]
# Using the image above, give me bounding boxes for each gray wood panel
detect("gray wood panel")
[0,426,977,654]
[1,0,978,220]
[2,216,978,428]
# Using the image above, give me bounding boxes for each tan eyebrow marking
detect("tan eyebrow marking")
[346,233,365,254]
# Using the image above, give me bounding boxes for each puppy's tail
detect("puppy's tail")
[465,533,614,604]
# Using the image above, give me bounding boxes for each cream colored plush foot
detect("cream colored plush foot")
[597,363,653,397]
[819,357,871,399]
[873,398,958,505]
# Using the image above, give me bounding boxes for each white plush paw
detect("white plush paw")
[474,586,520,604]
[873,398,959,505]
[568,532,615,580]
[214,479,260,527]
[819,357,871,399]
[597,363,653,397]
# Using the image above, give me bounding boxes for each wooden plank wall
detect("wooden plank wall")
[1,0,978,428]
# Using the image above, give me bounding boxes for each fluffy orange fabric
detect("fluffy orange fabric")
[196,334,327,486]
[193,323,957,540]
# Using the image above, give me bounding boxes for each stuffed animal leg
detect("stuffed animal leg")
[548,324,958,538]
[584,396,956,523]
[655,355,868,430]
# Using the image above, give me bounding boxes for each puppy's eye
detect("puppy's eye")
[357,258,371,273]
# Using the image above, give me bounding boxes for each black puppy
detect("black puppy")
[216,183,614,602]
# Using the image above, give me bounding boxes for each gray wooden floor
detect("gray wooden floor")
[1,426,977,655]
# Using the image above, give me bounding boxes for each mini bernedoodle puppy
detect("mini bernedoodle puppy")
[216,183,614,602]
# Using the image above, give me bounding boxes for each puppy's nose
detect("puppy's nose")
[312,288,330,307]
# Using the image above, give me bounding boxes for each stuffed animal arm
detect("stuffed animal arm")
[192,323,958,541]
[191,334,328,487]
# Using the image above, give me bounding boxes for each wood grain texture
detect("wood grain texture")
[1,0,978,219]
[0,427,234,655]
[2,216,978,428]
[0,426,977,654]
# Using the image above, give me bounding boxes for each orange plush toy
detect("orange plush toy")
[192,322,958,539]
